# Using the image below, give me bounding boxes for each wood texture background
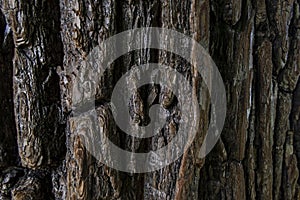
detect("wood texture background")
[0,0,299,199]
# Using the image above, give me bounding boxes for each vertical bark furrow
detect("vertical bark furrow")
[0,9,18,168]
[174,0,210,199]
[199,0,253,199]
[273,1,300,199]
[60,0,127,199]
[253,1,274,199]
[2,0,65,169]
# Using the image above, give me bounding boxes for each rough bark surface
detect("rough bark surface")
[0,0,299,199]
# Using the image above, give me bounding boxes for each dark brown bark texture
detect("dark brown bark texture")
[0,0,299,199]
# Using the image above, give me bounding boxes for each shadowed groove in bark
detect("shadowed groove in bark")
[0,8,18,169]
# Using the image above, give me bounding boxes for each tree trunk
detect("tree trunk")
[0,0,299,199]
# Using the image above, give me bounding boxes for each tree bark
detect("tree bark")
[0,0,299,199]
